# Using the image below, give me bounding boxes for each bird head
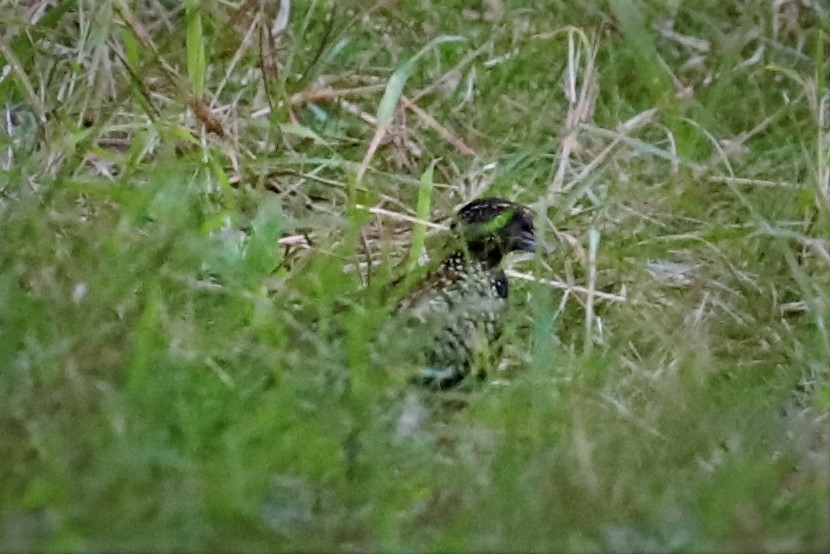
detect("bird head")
[451,198,535,266]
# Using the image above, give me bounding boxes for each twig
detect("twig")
[355,203,447,230]
[401,95,476,157]
[289,85,386,104]
[707,175,799,188]
[506,270,626,302]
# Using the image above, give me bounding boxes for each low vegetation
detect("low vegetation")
[1,0,828,551]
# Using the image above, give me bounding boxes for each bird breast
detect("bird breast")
[401,261,508,341]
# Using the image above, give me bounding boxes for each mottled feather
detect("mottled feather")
[397,197,535,389]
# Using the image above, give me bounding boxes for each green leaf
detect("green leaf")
[120,26,141,69]
[245,200,284,281]
[279,122,328,145]
[407,159,438,271]
[185,0,206,98]
[376,35,465,126]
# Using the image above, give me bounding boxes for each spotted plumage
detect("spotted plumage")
[398,197,535,389]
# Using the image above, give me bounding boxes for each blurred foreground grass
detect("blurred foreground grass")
[1,0,829,551]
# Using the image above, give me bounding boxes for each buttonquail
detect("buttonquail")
[397,197,535,389]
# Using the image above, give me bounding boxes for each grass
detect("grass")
[1,0,829,551]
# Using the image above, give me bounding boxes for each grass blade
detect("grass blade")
[185,0,206,98]
[407,159,438,271]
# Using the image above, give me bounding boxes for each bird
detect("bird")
[395,197,536,389]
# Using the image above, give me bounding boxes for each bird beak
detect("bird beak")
[517,230,536,252]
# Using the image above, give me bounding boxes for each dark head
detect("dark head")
[451,197,535,266]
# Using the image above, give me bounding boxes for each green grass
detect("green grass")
[1,0,829,551]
